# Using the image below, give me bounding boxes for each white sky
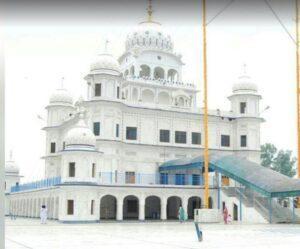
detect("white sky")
[4,0,298,182]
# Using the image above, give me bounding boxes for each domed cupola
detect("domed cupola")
[5,151,19,174]
[64,113,97,151]
[49,88,74,107]
[232,73,258,94]
[90,53,121,75]
[126,22,173,53]
[125,1,173,53]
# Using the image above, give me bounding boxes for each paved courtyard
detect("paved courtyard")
[4,218,300,249]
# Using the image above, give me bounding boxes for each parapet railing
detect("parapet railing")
[125,75,196,89]
[10,177,61,193]
[98,172,216,187]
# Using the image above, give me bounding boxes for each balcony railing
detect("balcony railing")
[9,173,216,193]
[10,177,61,193]
[99,172,215,187]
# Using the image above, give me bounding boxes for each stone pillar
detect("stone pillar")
[182,198,188,216]
[161,198,167,220]
[117,198,123,221]
[139,198,145,221]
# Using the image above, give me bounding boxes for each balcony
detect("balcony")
[124,75,196,90]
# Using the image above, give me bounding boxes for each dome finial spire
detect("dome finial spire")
[61,77,65,89]
[147,0,153,22]
[104,39,110,53]
[243,63,247,75]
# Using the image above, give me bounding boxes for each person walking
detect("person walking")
[178,205,186,223]
[223,206,228,224]
[40,205,48,224]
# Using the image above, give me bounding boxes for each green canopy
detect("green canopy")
[159,154,300,198]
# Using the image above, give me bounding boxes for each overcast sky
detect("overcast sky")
[4,0,298,181]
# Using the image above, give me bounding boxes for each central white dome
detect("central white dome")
[126,21,173,52]
[90,53,121,73]
[65,118,96,147]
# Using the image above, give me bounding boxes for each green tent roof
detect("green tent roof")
[159,154,300,198]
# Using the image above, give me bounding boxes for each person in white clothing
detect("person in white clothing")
[40,205,48,224]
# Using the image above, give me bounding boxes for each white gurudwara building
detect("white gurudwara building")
[5,5,300,224]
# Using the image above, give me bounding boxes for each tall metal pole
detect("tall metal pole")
[202,0,210,209]
[296,0,300,207]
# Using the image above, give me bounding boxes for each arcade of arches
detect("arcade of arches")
[99,194,214,221]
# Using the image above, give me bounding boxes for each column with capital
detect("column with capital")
[182,198,188,219]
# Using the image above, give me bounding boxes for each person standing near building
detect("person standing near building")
[40,205,48,224]
[178,205,186,223]
[223,206,228,224]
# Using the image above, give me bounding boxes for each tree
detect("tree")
[273,150,296,177]
[260,143,296,177]
[260,143,277,168]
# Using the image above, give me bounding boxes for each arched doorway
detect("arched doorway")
[167,196,182,219]
[123,195,139,220]
[188,197,201,219]
[100,195,117,220]
[145,196,161,220]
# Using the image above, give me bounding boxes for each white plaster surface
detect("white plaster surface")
[5,218,300,249]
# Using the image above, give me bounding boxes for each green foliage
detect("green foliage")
[260,143,296,177]
[260,143,277,168]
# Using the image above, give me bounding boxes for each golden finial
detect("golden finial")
[147,0,153,22]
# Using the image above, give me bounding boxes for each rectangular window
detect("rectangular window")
[91,200,95,215]
[240,102,247,114]
[93,122,100,136]
[175,174,185,185]
[69,162,75,177]
[92,163,96,178]
[241,135,247,147]
[160,173,168,184]
[117,86,120,99]
[175,131,187,144]
[67,200,74,215]
[125,171,135,184]
[221,135,230,147]
[160,129,170,143]
[95,83,101,96]
[116,124,119,138]
[50,142,56,153]
[192,174,201,185]
[192,132,201,145]
[126,127,137,140]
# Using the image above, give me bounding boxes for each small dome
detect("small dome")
[232,75,258,93]
[90,53,121,73]
[49,88,73,106]
[126,21,173,52]
[65,117,96,148]
[5,154,19,174]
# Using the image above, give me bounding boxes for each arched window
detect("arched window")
[167,69,179,82]
[139,65,151,78]
[154,67,165,80]
[177,97,185,107]
[141,89,155,103]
